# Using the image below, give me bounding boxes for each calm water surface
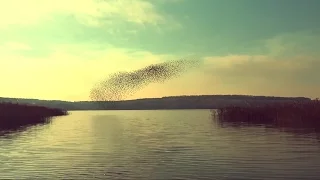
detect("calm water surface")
[1,110,320,179]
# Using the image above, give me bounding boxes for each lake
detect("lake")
[1,110,320,179]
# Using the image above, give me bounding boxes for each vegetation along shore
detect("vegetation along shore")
[0,102,68,130]
[214,99,320,131]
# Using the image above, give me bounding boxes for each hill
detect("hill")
[0,95,311,110]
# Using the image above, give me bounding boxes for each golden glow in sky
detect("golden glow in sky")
[0,0,319,100]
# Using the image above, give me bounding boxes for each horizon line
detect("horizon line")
[0,94,313,102]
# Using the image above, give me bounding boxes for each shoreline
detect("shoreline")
[214,100,320,130]
[0,102,68,130]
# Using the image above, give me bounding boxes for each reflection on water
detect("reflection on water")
[0,117,52,138]
[211,109,320,142]
[1,110,320,179]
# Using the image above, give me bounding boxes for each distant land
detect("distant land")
[0,95,312,110]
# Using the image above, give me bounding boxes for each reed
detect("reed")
[214,99,320,130]
[0,102,68,129]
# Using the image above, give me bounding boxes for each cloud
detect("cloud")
[0,42,32,51]
[1,27,319,100]
[154,0,184,3]
[264,30,320,57]
[0,0,174,28]
[201,54,320,98]
[196,30,320,98]
[0,43,179,100]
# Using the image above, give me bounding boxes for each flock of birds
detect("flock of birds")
[89,59,199,101]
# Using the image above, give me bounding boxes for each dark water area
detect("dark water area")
[0,117,52,133]
[1,110,320,179]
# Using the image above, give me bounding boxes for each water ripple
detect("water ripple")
[0,110,320,179]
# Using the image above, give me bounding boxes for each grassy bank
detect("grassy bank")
[0,102,68,130]
[214,100,320,130]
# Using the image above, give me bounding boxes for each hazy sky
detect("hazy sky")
[0,0,319,101]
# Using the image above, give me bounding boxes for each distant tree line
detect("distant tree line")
[0,95,311,110]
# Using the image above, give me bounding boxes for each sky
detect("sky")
[0,0,319,101]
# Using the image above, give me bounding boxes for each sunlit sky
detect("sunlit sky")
[0,0,319,101]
